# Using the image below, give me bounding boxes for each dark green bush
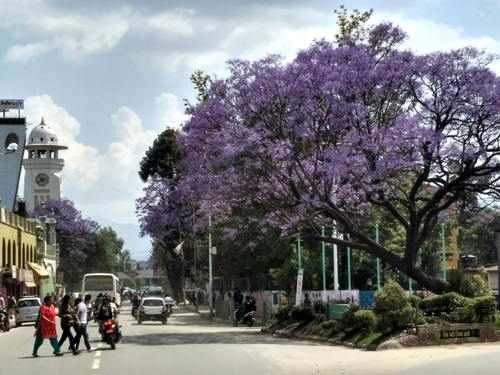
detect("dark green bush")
[375,305,415,332]
[445,297,475,323]
[313,300,327,314]
[341,304,360,333]
[446,268,474,297]
[474,296,496,323]
[409,294,422,308]
[353,310,376,332]
[373,280,409,314]
[373,281,414,332]
[275,304,292,320]
[290,306,315,322]
[320,319,342,337]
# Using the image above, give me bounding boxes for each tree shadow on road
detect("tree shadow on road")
[123,331,322,347]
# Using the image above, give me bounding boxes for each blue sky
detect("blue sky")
[0,0,499,258]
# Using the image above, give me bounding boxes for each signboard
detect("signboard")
[153,270,165,278]
[0,99,24,109]
[116,269,154,279]
[56,272,64,284]
[123,270,139,279]
[440,329,479,339]
[295,269,304,306]
[114,265,124,273]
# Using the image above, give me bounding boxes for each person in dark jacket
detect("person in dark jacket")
[58,295,81,355]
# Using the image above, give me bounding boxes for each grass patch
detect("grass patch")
[342,330,384,347]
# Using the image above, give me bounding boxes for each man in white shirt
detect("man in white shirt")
[76,294,95,352]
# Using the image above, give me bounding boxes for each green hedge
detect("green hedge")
[291,306,315,322]
[373,281,414,332]
[419,293,496,324]
[320,319,342,337]
[353,310,376,332]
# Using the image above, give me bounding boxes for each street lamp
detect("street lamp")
[0,143,18,156]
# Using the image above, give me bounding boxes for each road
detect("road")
[2,305,500,375]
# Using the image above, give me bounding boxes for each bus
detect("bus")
[82,273,122,307]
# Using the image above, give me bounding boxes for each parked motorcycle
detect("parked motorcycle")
[0,309,11,332]
[101,319,120,350]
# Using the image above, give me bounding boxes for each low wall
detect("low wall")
[415,323,496,346]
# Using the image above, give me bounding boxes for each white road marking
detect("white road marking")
[92,359,100,370]
[95,351,102,357]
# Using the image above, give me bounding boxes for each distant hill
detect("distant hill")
[93,216,152,260]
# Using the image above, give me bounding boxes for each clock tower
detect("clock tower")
[23,117,68,211]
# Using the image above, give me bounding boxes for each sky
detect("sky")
[1,0,500,258]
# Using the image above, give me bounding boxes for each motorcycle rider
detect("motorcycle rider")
[97,294,122,342]
[131,294,140,317]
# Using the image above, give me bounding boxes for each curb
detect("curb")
[260,327,372,350]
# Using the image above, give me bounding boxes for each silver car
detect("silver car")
[15,297,41,327]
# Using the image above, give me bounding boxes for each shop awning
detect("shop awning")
[27,262,50,278]
[25,281,36,288]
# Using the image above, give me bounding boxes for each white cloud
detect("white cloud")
[23,95,103,190]
[154,93,189,129]
[148,9,196,36]
[19,95,174,224]
[3,42,52,63]
[107,107,157,182]
[0,2,129,62]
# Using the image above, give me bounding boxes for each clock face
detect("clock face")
[35,173,49,187]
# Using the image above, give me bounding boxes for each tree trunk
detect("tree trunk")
[405,265,447,294]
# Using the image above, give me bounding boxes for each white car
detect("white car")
[15,297,41,327]
[138,297,168,325]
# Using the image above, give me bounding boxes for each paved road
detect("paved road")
[2,305,500,375]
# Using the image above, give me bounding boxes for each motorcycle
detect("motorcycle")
[132,306,139,320]
[233,307,257,327]
[101,319,120,350]
[0,309,10,332]
[165,304,173,317]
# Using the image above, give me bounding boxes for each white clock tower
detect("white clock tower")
[23,118,68,211]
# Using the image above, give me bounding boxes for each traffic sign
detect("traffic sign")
[123,270,139,278]
[114,265,124,273]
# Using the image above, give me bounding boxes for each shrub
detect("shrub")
[443,297,475,323]
[313,299,327,314]
[474,296,496,323]
[375,304,415,332]
[353,310,376,332]
[275,304,292,321]
[471,267,491,297]
[409,294,422,308]
[373,280,409,314]
[290,306,315,322]
[373,281,414,332]
[320,319,342,337]
[446,268,474,297]
[341,304,360,333]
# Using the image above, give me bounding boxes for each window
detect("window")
[34,196,39,206]
[51,138,54,142]
[4,132,19,151]
[18,300,41,308]
[29,151,35,159]
[84,276,114,291]
[31,138,33,142]
[143,299,164,307]
[40,138,44,142]
[46,195,50,201]
[38,150,47,158]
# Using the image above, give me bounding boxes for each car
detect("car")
[138,297,168,325]
[15,297,41,327]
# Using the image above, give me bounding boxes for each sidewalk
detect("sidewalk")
[182,304,269,327]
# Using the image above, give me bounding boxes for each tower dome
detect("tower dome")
[28,117,60,145]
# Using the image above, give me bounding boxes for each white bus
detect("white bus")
[82,273,122,307]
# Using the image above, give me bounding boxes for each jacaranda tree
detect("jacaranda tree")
[178,22,500,294]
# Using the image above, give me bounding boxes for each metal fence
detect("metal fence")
[212,274,276,292]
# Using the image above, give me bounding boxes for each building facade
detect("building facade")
[0,115,26,212]
[0,208,38,299]
[23,118,67,212]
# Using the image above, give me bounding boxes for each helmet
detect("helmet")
[103,294,111,303]
[245,295,251,300]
